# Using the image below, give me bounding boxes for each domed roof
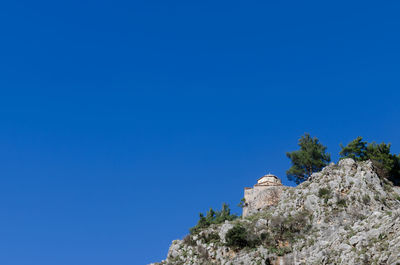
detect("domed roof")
[257,174,281,184]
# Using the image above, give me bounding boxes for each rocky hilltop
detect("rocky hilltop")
[152,159,400,265]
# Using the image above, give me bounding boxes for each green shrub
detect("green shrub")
[238,198,247,208]
[260,232,271,242]
[337,198,347,207]
[318,187,332,203]
[362,194,371,204]
[339,137,400,185]
[276,246,292,256]
[190,203,238,234]
[308,238,315,246]
[383,183,393,192]
[201,232,220,244]
[318,187,331,197]
[225,224,248,249]
[269,210,312,243]
[268,246,292,256]
[347,229,356,239]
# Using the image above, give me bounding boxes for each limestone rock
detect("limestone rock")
[152,159,400,265]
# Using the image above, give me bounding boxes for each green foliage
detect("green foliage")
[224,210,311,252]
[268,246,292,256]
[225,224,264,249]
[286,133,331,184]
[182,235,197,246]
[269,210,312,243]
[260,232,271,242]
[190,203,238,234]
[339,137,368,161]
[337,198,347,207]
[367,143,400,183]
[318,187,332,203]
[199,232,221,244]
[238,198,246,208]
[318,187,332,199]
[225,224,248,249]
[347,228,357,239]
[340,137,400,185]
[383,183,393,192]
[362,194,371,204]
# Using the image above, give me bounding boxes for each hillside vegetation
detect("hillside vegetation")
[151,159,400,265]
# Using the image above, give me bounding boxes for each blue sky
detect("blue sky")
[1,1,399,264]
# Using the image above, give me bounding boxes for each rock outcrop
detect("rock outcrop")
[152,159,400,265]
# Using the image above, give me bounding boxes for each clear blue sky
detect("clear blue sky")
[1,1,399,264]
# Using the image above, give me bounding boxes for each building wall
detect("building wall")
[243,182,284,217]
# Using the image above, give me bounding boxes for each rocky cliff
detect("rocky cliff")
[151,159,400,265]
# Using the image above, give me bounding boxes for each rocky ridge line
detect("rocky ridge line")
[152,159,400,265]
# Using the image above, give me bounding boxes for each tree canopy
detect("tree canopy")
[189,203,237,234]
[286,133,331,184]
[339,136,368,161]
[340,137,400,185]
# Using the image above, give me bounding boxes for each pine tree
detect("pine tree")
[340,137,400,185]
[286,133,331,184]
[189,203,238,234]
[339,136,368,161]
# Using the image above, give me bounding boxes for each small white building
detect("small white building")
[256,174,281,185]
[242,174,284,217]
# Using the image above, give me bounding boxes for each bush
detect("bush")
[199,232,220,244]
[260,232,271,242]
[190,203,238,234]
[340,137,400,185]
[362,194,371,204]
[318,187,332,203]
[225,224,248,249]
[383,183,393,192]
[268,246,292,256]
[238,198,247,208]
[336,197,347,207]
[269,210,311,243]
[318,187,332,198]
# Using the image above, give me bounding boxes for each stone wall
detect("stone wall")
[243,176,284,217]
[243,185,284,217]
